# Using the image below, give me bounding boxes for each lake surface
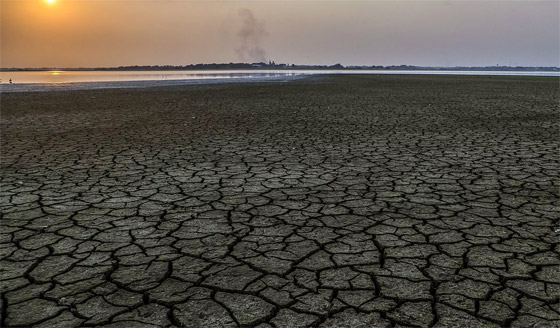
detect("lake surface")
[1,69,558,92]
[1,69,558,84]
[0,70,305,84]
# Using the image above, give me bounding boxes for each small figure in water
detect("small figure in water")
[9,78,12,84]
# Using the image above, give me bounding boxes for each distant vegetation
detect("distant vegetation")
[1,62,558,72]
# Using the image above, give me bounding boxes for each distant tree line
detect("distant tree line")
[1,63,558,72]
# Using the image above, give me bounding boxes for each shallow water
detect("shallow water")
[1,69,558,84]
[0,70,304,84]
[0,75,302,93]
[1,69,558,92]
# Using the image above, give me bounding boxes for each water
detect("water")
[0,70,304,84]
[1,69,558,92]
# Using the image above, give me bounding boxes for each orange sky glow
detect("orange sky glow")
[1,0,559,68]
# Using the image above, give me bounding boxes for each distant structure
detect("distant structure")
[9,78,12,84]
[1,63,557,72]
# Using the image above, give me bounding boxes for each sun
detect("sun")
[45,0,55,3]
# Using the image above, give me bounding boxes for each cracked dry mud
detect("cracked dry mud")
[1,75,559,327]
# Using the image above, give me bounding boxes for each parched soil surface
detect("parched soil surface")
[1,75,559,327]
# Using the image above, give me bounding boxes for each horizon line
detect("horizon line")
[2,62,559,71]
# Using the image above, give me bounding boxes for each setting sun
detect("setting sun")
[46,0,55,3]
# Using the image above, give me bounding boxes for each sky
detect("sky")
[1,0,559,68]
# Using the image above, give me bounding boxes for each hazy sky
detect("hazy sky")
[1,0,558,68]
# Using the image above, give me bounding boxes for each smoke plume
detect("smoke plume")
[236,9,268,63]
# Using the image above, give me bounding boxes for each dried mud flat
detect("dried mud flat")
[1,75,559,327]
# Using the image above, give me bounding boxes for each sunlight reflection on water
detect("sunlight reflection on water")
[1,69,558,85]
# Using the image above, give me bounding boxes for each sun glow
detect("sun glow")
[46,0,55,3]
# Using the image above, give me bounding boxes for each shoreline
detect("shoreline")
[0,75,306,93]
[1,71,559,93]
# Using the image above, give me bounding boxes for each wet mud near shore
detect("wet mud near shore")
[1,75,559,327]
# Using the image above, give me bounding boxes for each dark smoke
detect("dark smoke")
[236,9,268,63]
